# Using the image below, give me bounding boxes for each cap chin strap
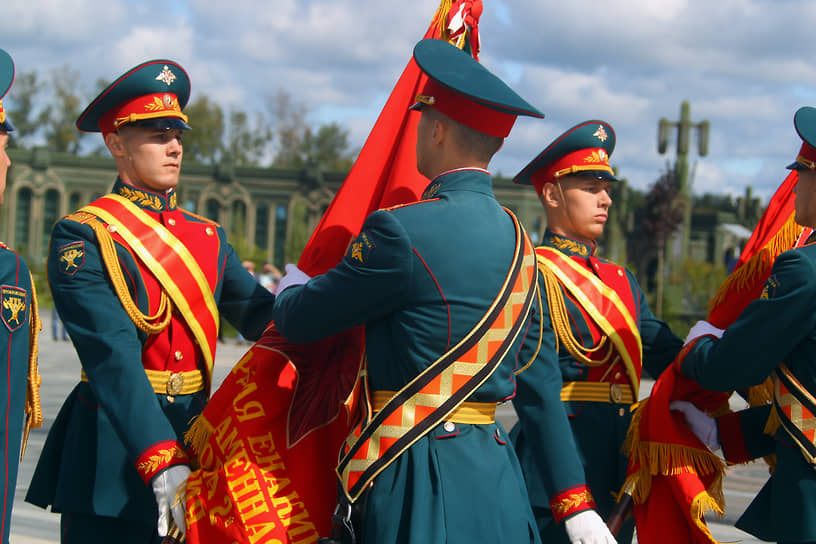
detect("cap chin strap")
[555,181,579,242]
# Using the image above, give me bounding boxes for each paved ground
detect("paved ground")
[12,314,771,543]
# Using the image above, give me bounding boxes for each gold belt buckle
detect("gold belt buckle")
[166,372,184,396]
[610,383,624,404]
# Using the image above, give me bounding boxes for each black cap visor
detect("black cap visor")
[571,170,619,182]
[123,117,191,131]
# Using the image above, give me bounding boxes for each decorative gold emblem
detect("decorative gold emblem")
[351,242,364,262]
[553,490,595,516]
[61,249,84,270]
[1,286,27,332]
[156,65,177,86]
[583,150,609,165]
[118,185,163,211]
[169,193,178,209]
[166,372,184,396]
[593,125,608,142]
[348,231,375,264]
[145,96,166,112]
[760,275,778,300]
[610,383,624,403]
[137,447,186,475]
[422,182,441,199]
[2,296,24,325]
[0,100,5,124]
[550,234,589,257]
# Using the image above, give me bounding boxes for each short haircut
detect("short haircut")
[426,107,504,162]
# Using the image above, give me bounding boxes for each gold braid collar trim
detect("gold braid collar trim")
[549,234,589,256]
[117,185,164,211]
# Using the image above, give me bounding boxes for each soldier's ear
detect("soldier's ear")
[105,132,126,158]
[430,118,443,145]
[541,182,561,208]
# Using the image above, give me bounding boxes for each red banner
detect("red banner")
[624,170,810,543]
[183,3,484,542]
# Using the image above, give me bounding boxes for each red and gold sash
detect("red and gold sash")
[773,363,816,463]
[81,194,219,387]
[337,211,537,502]
[536,246,642,396]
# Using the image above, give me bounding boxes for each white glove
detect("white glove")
[670,400,721,450]
[683,320,724,346]
[275,263,311,295]
[152,464,191,537]
[564,509,617,544]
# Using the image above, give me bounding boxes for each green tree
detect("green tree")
[5,70,42,148]
[285,199,310,263]
[269,89,308,168]
[39,65,87,153]
[225,109,272,166]
[182,95,224,164]
[641,167,685,317]
[301,122,356,170]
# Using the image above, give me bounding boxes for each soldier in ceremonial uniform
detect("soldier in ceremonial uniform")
[675,106,816,544]
[25,60,275,543]
[273,39,611,544]
[511,121,683,544]
[0,48,41,544]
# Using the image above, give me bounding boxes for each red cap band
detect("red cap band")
[416,79,516,138]
[530,147,613,195]
[98,92,187,135]
[796,141,816,170]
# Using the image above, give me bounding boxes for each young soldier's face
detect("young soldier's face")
[113,126,184,192]
[794,169,816,228]
[0,131,9,205]
[543,175,612,244]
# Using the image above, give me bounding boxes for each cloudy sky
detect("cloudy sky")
[5,0,815,202]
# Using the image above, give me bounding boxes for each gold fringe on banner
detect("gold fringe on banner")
[430,0,453,40]
[185,414,214,459]
[621,401,726,511]
[707,211,802,312]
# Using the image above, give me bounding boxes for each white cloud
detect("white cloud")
[4,0,815,206]
[113,26,195,70]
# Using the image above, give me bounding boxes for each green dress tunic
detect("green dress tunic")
[0,244,33,544]
[682,242,816,543]
[274,169,585,544]
[512,230,682,544]
[25,179,276,538]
